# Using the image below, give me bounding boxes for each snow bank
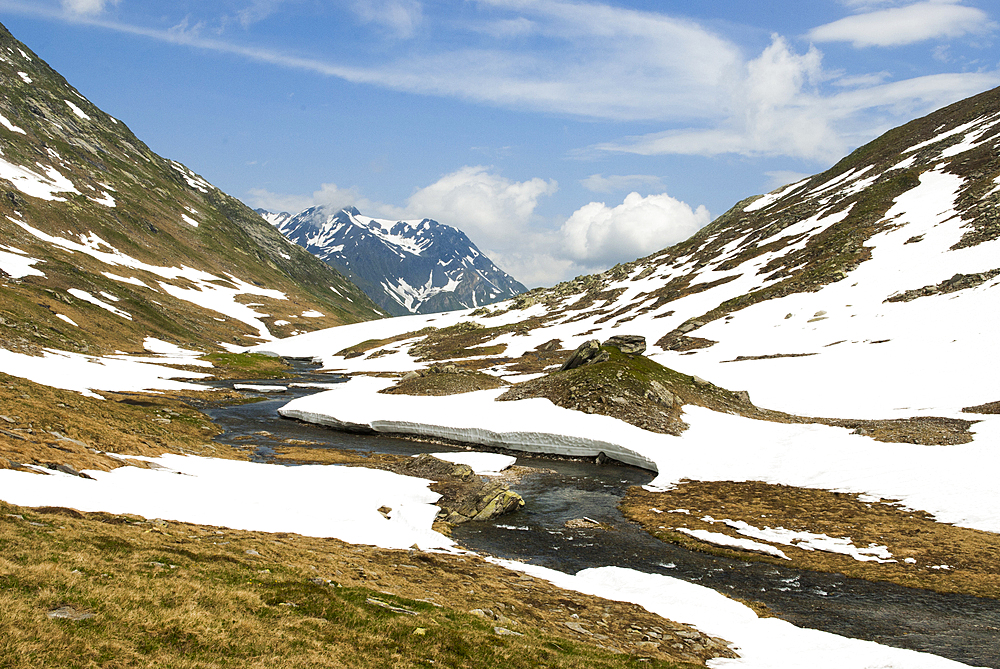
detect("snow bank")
[427,452,516,476]
[279,376,657,470]
[497,562,981,669]
[278,379,1000,534]
[0,454,453,551]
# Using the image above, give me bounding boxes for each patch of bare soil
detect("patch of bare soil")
[381,368,506,396]
[621,481,1000,599]
[963,400,1000,414]
[816,416,976,445]
[0,500,733,667]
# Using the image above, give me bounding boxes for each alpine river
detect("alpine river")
[201,372,1000,669]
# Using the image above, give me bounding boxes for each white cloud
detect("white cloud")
[245,182,383,214]
[809,1,994,48]
[244,188,314,214]
[351,0,423,38]
[234,0,291,28]
[765,171,812,190]
[581,174,665,194]
[560,192,710,268]
[398,165,558,250]
[591,35,1000,163]
[61,0,117,15]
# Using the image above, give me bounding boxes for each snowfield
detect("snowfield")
[277,378,1000,534]
[0,454,453,551]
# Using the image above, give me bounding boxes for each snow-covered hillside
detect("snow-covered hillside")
[255,86,1000,533]
[259,206,526,316]
[0,22,381,367]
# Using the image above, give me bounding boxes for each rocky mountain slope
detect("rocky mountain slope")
[260,206,526,316]
[0,22,383,361]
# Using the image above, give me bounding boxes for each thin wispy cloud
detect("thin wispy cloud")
[60,0,116,16]
[581,174,665,194]
[5,0,998,188]
[351,0,423,39]
[590,35,1000,162]
[809,0,995,47]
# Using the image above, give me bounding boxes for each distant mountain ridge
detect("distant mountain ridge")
[259,206,526,316]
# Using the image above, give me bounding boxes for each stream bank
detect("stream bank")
[203,370,1000,668]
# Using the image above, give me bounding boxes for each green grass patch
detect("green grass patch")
[202,353,293,380]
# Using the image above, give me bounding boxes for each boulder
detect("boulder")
[402,453,475,482]
[535,339,562,352]
[603,335,646,355]
[559,339,602,371]
[645,380,676,407]
[440,481,525,524]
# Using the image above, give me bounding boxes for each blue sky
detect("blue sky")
[1,0,998,286]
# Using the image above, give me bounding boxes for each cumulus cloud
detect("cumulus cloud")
[581,174,665,194]
[399,165,558,250]
[809,1,994,47]
[560,192,710,268]
[61,0,117,15]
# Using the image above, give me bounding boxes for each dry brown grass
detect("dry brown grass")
[0,500,729,668]
[381,370,506,396]
[0,372,249,477]
[621,481,1000,599]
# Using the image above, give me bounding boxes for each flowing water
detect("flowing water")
[203,372,1000,668]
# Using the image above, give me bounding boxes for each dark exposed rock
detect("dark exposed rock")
[46,463,95,480]
[559,339,602,371]
[437,480,524,524]
[885,269,1000,303]
[400,454,524,525]
[603,335,646,355]
[400,453,475,482]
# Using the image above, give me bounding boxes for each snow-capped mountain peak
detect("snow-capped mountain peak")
[259,205,526,315]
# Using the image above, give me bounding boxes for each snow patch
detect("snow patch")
[426,452,516,476]
[0,159,79,201]
[67,288,132,320]
[677,528,790,559]
[0,246,44,278]
[64,99,90,121]
[0,112,25,134]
